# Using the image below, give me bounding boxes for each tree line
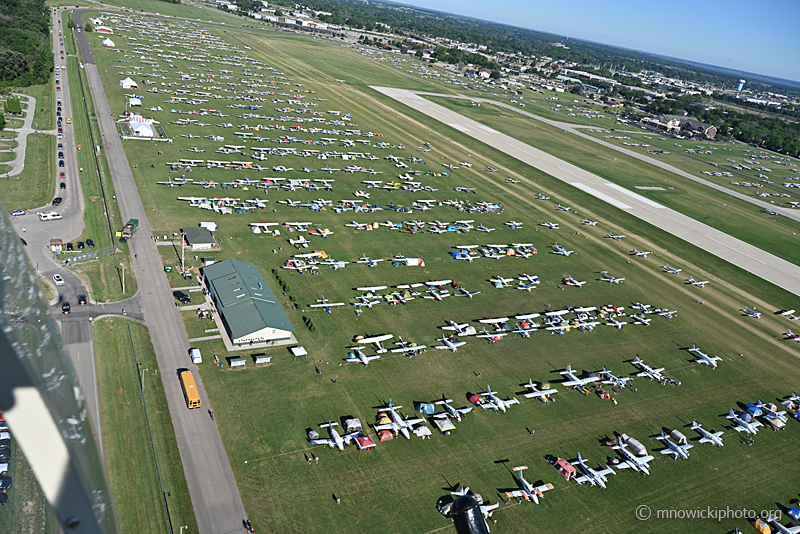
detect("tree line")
[0,0,53,87]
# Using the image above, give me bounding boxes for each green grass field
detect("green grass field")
[0,132,54,210]
[78,11,800,534]
[0,439,61,534]
[93,317,198,534]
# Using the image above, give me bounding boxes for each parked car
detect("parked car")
[173,291,191,304]
[0,439,9,450]
[0,476,11,491]
[85,238,95,248]
[66,242,73,251]
[0,493,7,506]
[77,241,84,249]
[52,274,65,286]
[0,450,9,462]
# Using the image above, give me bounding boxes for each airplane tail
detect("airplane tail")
[691,419,700,429]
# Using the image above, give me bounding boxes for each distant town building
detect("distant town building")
[650,114,717,139]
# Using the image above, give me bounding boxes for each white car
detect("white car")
[53,274,65,286]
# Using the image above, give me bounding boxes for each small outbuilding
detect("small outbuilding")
[181,227,216,251]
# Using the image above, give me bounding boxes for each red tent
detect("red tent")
[377,430,393,441]
[468,393,481,405]
[355,435,376,450]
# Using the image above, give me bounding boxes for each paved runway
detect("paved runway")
[74,10,247,533]
[373,86,800,298]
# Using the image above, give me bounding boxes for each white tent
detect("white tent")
[102,38,115,47]
[128,97,142,107]
[131,122,153,137]
[120,77,138,89]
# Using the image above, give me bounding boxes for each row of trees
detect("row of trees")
[0,0,53,87]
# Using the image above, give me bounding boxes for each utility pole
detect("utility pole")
[120,263,126,294]
[181,231,186,274]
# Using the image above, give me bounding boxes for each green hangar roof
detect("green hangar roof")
[203,259,296,340]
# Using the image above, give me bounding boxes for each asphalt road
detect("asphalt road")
[73,10,247,533]
[374,86,800,298]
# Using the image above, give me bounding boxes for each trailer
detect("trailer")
[121,218,139,240]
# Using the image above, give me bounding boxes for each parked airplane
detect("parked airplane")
[540,222,559,229]
[309,419,358,450]
[346,347,380,366]
[687,344,722,369]
[556,204,570,211]
[489,276,514,288]
[599,366,632,388]
[455,286,481,299]
[309,294,345,313]
[605,232,625,241]
[581,218,597,226]
[355,333,393,353]
[505,221,524,229]
[690,420,724,447]
[449,485,498,531]
[442,321,475,336]
[374,399,425,439]
[563,275,586,288]
[434,396,474,422]
[506,177,520,184]
[354,254,383,267]
[686,276,709,288]
[726,408,762,435]
[480,385,520,413]
[289,236,311,248]
[612,440,654,475]
[599,271,625,284]
[504,466,553,504]
[630,248,652,258]
[663,263,682,274]
[434,335,466,352]
[572,452,615,488]
[522,380,558,402]
[768,516,800,534]
[560,365,599,388]
[632,356,668,382]
[476,224,495,233]
[742,307,762,319]
[755,399,788,424]
[552,243,576,256]
[536,193,550,200]
[656,430,693,460]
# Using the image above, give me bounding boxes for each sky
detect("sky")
[395,0,800,83]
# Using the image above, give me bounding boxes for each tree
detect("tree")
[275,9,283,16]
[0,112,5,130]
[67,19,75,29]
[84,22,93,32]
[489,71,500,80]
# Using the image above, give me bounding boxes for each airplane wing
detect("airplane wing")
[659,449,677,457]
[534,483,554,494]
[480,403,498,410]
[309,438,334,448]
[458,407,474,416]
[596,467,615,478]
[574,475,592,485]
[403,417,425,426]
[562,377,599,387]
[373,423,394,432]
[505,490,524,498]
[640,455,655,464]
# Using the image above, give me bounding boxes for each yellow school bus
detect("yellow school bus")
[180,370,201,409]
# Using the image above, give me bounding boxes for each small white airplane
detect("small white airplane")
[560,365,599,388]
[355,254,383,267]
[605,232,625,241]
[690,420,724,447]
[522,380,558,402]
[555,204,570,211]
[536,193,550,200]
[742,307,762,319]
[355,334,394,353]
[630,248,652,258]
[442,321,474,336]
[389,337,427,355]
[599,366,631,388]
[563,275,586,288]
[424,289,451,302]
[505,221,523,229]
[489,276,514,288]
[434,335,466,352]
[572,452,616,488]
[504,466,553,504]
[289,236,311,248]
[599,271,625,284]
[455,286,481,299]
[605,316,628,329]
[726,408,762,435]
[632,356,668,382]
[540,221,559,229]
[309,419,358,450]
[309,294,345,312]
[434,397,473,422]
[687,344,722,369]
[449,485,498,530]
[663,263,682,274]
[476,327,508,343]
[480,385,519,413]
[755,399,788,424]
[346,347,380,366]
[656,430,693,460]
[612,440,654,475]
[581,218,597,226]
[506,177,520,184]
[476,224,495,233]
[686,276,709,288]
[552,243,575,256]
[373,399,425,439]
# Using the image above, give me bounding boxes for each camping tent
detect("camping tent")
[344,418,362,434]
[128,97,142,107]
[307,430,319,440]
[102,38,115,47]
[413,426,432,439]
[377,430,393,442]
[355,435,376,450]
[434,418,456,434]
